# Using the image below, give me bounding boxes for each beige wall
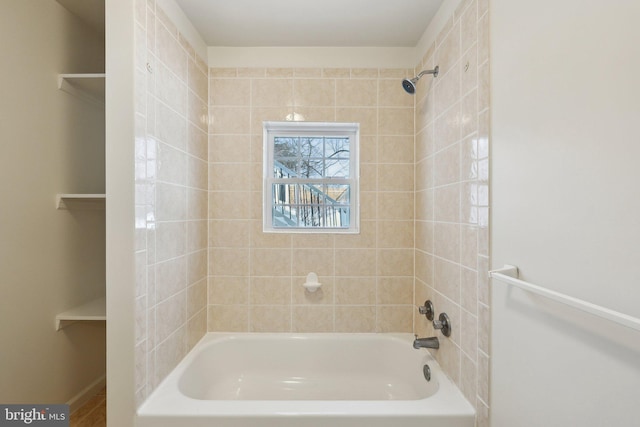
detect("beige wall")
[413,0,490,425]
[133,1,208,403]
[208,67,416,333]
[0,0,105,404]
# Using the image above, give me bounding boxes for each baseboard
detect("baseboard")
[67,374,107,414]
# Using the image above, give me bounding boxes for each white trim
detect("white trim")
[106,0,137,425]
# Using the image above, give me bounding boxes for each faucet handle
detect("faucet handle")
[432,313,452,337]
[417,300,435,320]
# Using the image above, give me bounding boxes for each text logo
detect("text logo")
[0,405,68,427]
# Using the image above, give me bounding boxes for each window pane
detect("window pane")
[326,184,350,203]
[274,137,299,177]
[326,137,350,178]
[300,158,324,178]
[274,137,298,158]
[325,137,350,159]
[272,183,297,227]
[299,137,324,158]
[325,159,350,178]
[296,184,350,228]
[272,183,296,204]
[296,183,321,206]
[275,136,351,179]
[274,159,298,178]
[271,183,351,229]
[295,205,349,228]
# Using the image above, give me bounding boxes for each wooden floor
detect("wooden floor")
[69,386,106,427]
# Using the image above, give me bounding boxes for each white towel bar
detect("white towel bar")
[489,265,640,332]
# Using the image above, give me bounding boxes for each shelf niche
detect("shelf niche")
[57,73,105,107]
[56,194,105,210]
[55,296,106,330]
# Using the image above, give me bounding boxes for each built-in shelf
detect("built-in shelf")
[56,194,105,210]
[57,73,105,107]
[56,296,106,330]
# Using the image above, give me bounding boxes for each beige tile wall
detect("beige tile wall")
[133,0,208,404]
[208,67,417,333]
[413,0,490,425]
[130,0,490,417]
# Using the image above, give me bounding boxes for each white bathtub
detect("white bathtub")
[137,333,475,427]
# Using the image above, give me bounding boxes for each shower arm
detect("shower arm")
[416,66,439,79]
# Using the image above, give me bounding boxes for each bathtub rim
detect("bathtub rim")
[137,332,476,419]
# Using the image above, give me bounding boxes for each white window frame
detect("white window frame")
[263,121,360,234]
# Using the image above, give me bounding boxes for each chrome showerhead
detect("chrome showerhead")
[402,66,439,95]
[402,77,418,94]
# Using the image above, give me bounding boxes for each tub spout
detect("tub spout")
[413,335,439,350]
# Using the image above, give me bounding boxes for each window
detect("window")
[263,121,359,233]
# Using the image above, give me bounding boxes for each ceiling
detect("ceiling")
[173,0,444,47]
